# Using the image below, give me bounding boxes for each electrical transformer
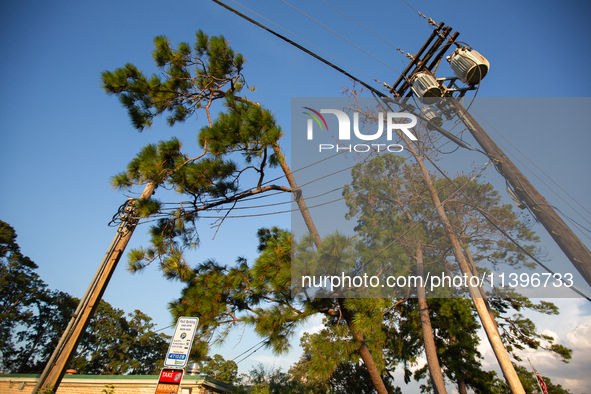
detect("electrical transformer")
[448,47,490,85]
[420,105,444,129]
[411,72,444,104]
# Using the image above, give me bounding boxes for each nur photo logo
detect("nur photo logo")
[302,107,418,153]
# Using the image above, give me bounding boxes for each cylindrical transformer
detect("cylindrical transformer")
[420,105,444,129]
[412,72,443,104]
[449,48,490,85]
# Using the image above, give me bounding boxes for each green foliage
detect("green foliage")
[289,332,400,394]
[198,96,282,165]
[71,302,170,375]
[36,384,55,394]
[170,228,317,355]
[243,364,313,394]
[0,220,78,373]
[340,153,571,391]
[0,219,43,354]
[104,32,290,280]
[101,384,115,394]
[196,354,239,385]
[0,220,169,375]
[101,30,245,131]
[494,365,573,394]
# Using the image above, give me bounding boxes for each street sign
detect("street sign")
[164,316,199,368]
[154,368,184,394]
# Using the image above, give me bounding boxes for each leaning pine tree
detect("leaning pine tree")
[102,31,393,394]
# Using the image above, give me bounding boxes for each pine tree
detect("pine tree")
[340,153,570,392]
[102,32,290,280]
[103,31,393,394]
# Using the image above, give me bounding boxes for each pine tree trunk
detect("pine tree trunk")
[272,142,391,394]
[457,375,468,394]
[463,245,501,337]
[416,247,448,394]
[398,135,525,394]
[339,299,390,394]
[271,143,322,248]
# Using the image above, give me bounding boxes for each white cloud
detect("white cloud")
[566,324,591,349]
[475,298,591,394]
[297,314,325,338]
[250,355,294,371]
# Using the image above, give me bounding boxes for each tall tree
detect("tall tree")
[0,220,77,374]
[0,220,46,360]
[341,152,570,392]
[289,331,401,394]
[102,32,289,281]
[103,31,393,394]
[71,301,169,375]
[196,354,239,385]
[0,220,170,375]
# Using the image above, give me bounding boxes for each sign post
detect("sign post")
[153,317,199,394]
[164,317,199,368]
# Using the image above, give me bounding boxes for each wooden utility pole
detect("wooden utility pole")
[392,126,526,394]
[32,182,156,394]
[449,99,591,286]
[389,21,591,287]
[387,23,527,393]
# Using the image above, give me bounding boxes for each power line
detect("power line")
[158,187,344,213]
[472,108,591,227]
[141,196,344,223]
[154,324,175,333]
[279,0,402,75]
[468,203,591,302]
[227,0,381,85]
[373,96,591,300]
[319,0,406,55]
[234,340,268,364]
[210,0,385,97]
[232,339,268,362]
[399,0,439,28]
[399,0,425,18]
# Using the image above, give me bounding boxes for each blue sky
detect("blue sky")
[1,0,591,392]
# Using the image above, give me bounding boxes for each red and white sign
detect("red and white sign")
[154,368,184,394]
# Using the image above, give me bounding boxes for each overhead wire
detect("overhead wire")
[234,340,269,364]
[157,187,344,213]
[399,0,427,19]
[143,1,574,294]
[472,107,591,227]
[227,0,381,85]
[211,0,386,96]
[319,0,406,55]
[467,202,591,302]
[231,339,268,362]
[136,98,496,229]
[278,0,402,76]
[349,161,493,280]
[373,96,591,300]
[140,197,345,222]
